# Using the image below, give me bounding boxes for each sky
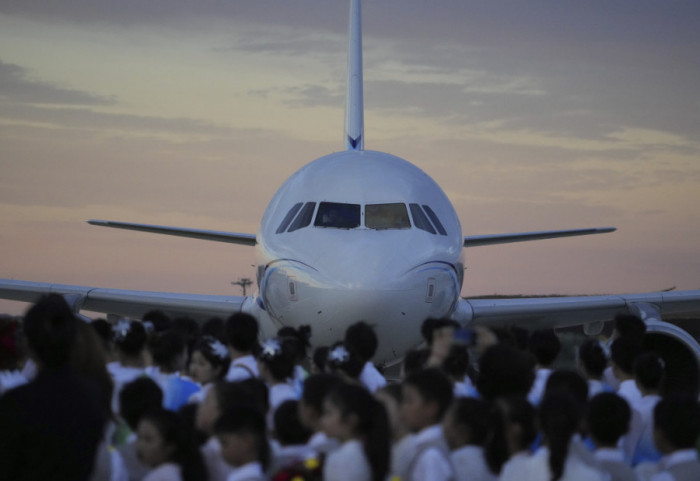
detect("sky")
[1,0,699,316]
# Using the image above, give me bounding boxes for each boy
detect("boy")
[588,392,638,481]
[650,394,700,481]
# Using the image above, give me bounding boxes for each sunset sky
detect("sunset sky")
[1,1,699,316]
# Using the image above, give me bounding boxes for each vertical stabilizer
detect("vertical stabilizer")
[344,0,364,151]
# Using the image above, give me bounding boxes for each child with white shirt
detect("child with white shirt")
[298,373,343,457]
[188,335,231,404]
[258,338,298,430]
[632,352,664,466]
[344,321,387,393]
[649,394,700,481]
[224,313,260,382]
[214,405,269,481]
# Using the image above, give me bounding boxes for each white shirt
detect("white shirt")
[269,441,313,475]
[306,431,340,457]
[409,424,453,481]
[201,437,234,481]
[226,462,265,481]
[324,439,372,481]
[108,363,146,413]
[142,463,182,481]
[528,368,553,405]
[501,447,605,481]
[594,447,640,481]
[226,355,259,382]
[0,369,27,396]
[633,394,662,465]
[359,362,387,393]
[650,449,700,481]
[451,445,496,481]
[618,379,643,408]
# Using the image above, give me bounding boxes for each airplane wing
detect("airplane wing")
[452,290,700,330]
[88,220,256,246]
[0,279,248,320]
[464,227,616,247]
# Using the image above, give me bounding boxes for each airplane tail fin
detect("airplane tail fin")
[344,0,364,151]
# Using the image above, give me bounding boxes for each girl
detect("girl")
[147,330,200,410]
[108,318,147,413]
[136,408,207,481]
[214,405,269,481]
[484,395,537,478]
[257,338,298,429]
[321,382,391,481]
[188,335,231,403]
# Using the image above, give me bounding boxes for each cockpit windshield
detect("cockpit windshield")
[366,203,410,230]
[314,202,361,229]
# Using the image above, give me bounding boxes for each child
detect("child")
[632,351,664,465]
[650,394,700,480]
[587,392,637,481]
[188,335,231,403]
[257,337,298,429]
[375,383,413,480]
[399,368,455,481]
[108,319,148,413]
[527,329,562,405]
[136,408,207,481]
[344,321,386,393]
[442,397,496,481]
[278,325,312,396]
[214,405,269,481]
[269,399,313,474]
[147,330,200,411]
[298,373,343,456]
[484,395,537,478]
[577,339,612,398]
[224,313,260,381]
[321,382,391,481]
[325,341,364,381]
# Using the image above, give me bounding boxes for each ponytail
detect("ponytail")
[539,393,580,481]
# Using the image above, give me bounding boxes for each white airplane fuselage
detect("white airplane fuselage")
[252,149,465,363]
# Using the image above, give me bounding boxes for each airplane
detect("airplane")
[2,0,700,383]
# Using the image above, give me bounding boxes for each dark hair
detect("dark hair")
[142,310,171,333]
[0,317,23,370]
[420,318,459,346]
[578,339,607,378]
[442,344,470,380]
[214,380,268,415]
[113,319,147,357]
[326,341,364,379]
[539,393,581,481]
[449,397,490,445]
[89,318,113,354]
[634,351,665,391]
[476,343,535,401]
[614,313,646,342]
[237,378,270,415]
[278,325,312,362]
[344,321,378,362]
[140,408,207,481]
[224,313,259,353]
[301,373,343,413]
[192,335,231,380]
[544,370,589,408]
[587,392,630,446]
[484,396,535,475]
[327,383,390,481]
[528,330,561,367]
[148,330,186,372]
[214,405,270,469]
[654,393,700,449]
[259,338,296,382]
[611,336,641,375]
[201,317,226,340]
[312,346,329,373]
[274,400,312,445]
[402,348,430,377]
[23,294,77,367]
[403,368,454,421]
[119,377,163,430]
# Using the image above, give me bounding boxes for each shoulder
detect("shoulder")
[143,463,182,481]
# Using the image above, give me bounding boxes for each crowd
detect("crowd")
[1,294,699,481]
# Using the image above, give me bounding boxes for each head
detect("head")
[196,380,263,434]
[214,405,269,469]
[613,313,646,342]
[325,342,364,380]
[587,392,630,448]
[442,344,470,382]
[634,351,665,393]
[539,393,581,481]
[442,397,490,450]
[149,330,188,373]
[142,310,171,333]
[653,393,700,454]
[476,343,536,401]
[577,339,608,380]
[344,321,378,363]
[275,400,312,446]
[113,319,147,359]
[189,335,231,385]
[120,377,164,431]
[401,348,430,378]
[311,346,329,373]
[420,318,459,346]
[610,336,641,378]
[23,294,77,368]
[484,395,536,475]
[544,369,589,409]
[136,409,183,468]
[224,313,259,355]
[257,337,296,383]
[299,373,343,432]
[278,324,312,363]
[528,330,561,368]
[400,368,453,432]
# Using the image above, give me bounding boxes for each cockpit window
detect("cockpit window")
[409,203,436,234]
[276,202,303,234]
[366,203,411,230]
[288,202,316,232]
[422,205,447,236]
[314,202,361,229]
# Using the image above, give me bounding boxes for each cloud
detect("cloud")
[0,60,115,106]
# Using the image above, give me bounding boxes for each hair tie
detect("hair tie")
[261,338,282,359]
[113,318,133,342]
[328,345,349,364]
[205,336,229,360]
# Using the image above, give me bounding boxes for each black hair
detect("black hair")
[476,343,536,401]
[587,392,630,446]
[528,330,561,367]
[403,368,454,421]
[539,393,581,481]
[420,318,459,346]
[611,336,641,375]
[449,397,490,445]
[312,346,329,373]
[214,405,270,470]
[142,310,171,333]
[402,348,430,377]
[224,313,259,353]
[278,325,312,362]
[326,341,364,379]
[344,321,378,362]
[634,351,665,391]
[214,380,268,415]
[201,317,226,340]
[654,393,700,450]
[259,337,296,382]
[274,400,312,445]
[237,378,270,414]
[0,316,23,371]
[544,369,589,408]
[326,383,390,481]
[614,313,646,342]
[140,408,207,481]
[442,344,470,380]
[23,294,77,367]
[301,373,343,413]
[89,318,113,354]
[148,330,187,372]
[577,339,607,378]
[113,319,147,357]
[119,377,164,431]
[484,395,536,475]
[192,335,231,380]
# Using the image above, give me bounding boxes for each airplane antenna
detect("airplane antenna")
[344,0,364,151]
